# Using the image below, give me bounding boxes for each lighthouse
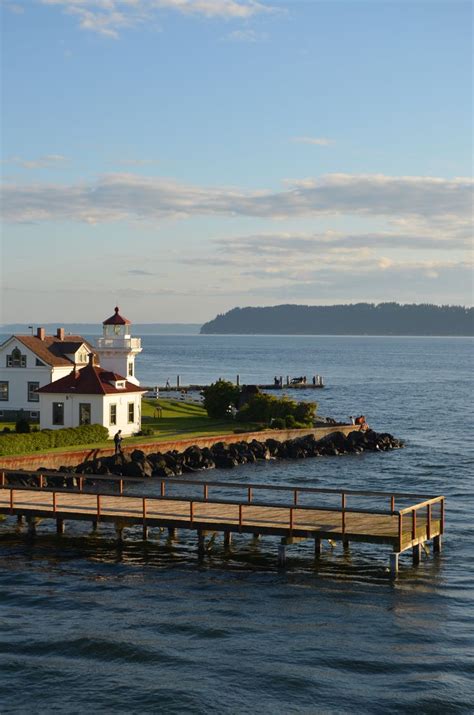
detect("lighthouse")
[95,307,142,385]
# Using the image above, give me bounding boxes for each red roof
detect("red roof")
[11,335,95,367]
[37,363,145,396]
[103,306,131,325]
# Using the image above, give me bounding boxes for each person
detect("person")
[114,430,123,455]
[165,378,170,389]
[349,416,355,425]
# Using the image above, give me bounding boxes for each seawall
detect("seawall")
[0,425,357,471]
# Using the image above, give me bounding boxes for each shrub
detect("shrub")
[136,426,155,436]
[15,418,31,434]
[203,380,240,419]
[270,417,286,430]
[0,423,109,456]
[237,393,317,427]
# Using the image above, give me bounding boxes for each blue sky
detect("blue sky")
[1,0,472,324]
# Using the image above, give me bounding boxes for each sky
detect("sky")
[1,0,472,325]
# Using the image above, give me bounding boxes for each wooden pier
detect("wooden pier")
[0,471,444,577]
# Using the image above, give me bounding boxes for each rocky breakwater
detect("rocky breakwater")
[6,430,404,488]
[19,429,403,486]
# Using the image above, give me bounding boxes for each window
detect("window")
[35,358,45,366]
[128,362,134,377]
[52,402,64,425]
[110,404,117,425]
[0,382,8,401]
[128,402,135,423]
[28,382,40,402]
[79,403,91,425]
[7,347,26,368]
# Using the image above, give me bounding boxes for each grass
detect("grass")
[0,400,259,457]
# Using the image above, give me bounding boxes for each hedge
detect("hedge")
[0,423,109,456]
[236,393,317,426]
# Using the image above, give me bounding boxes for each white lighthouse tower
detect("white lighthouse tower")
[95,307,142,385]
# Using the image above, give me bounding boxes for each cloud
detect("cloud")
[4,3,25,13]
[114,159,159,166]
[39,0,274,38]
[223,28,268,42]
[3,172,472,225]
[2,154,69,169]
[292,137,335,147]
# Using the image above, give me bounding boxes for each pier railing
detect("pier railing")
[0,469,444,549]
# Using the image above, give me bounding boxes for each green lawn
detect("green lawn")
[0,399,258,456]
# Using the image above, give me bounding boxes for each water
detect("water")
[1,336,473,713]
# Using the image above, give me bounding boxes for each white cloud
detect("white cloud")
[2,154,69,169]
[292,136,335,147]
[4,3,25,14]
[3,172,472,224]
[114,158,159,166]
[224,28,267,42]
[39,0,274,37]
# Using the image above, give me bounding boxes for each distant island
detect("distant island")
[200,303,474,336]
[0,323,201,336]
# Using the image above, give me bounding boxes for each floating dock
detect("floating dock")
[0,471,444,578]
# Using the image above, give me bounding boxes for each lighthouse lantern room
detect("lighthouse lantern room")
[95,307,142,385]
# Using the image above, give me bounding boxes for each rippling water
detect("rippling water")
[1,336,473,713]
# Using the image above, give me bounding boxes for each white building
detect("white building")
[95,306,142,386]
[0,328,95,420]
[38,355,145,437]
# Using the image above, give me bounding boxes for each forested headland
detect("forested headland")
[200,303,474,336]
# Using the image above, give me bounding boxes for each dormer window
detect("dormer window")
[7,347,26,368]
[114,380,126,389]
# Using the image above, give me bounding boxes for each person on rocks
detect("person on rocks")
[114,430,123,455]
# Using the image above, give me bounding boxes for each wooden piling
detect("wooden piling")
[412,544,422,565]
[56,518,64,535]
[314,537,322,556]
[278,543,286,566]
[197,530,205,555]
[389,552,399,578]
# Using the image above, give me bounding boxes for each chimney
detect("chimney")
[36,327,45,341]
[88,353,95,366]
[56,327,65,341]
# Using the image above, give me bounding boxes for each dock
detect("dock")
[145,375,324,395]
[0,471,444,578]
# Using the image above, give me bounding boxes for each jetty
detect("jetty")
[145,375,324,395]
[0,471,444,577]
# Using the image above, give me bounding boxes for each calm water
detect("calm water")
[1,336,473,714]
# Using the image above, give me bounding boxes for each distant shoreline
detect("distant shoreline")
[200,303,474,337]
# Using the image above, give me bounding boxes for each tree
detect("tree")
[202,380,240,419]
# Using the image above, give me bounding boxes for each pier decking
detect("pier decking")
[0,471,444,577]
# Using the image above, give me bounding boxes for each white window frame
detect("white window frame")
[110,403,117,426]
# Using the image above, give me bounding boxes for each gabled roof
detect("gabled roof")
[11,335,95,367]
[37,363,145,396]
[103,306,131,325]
